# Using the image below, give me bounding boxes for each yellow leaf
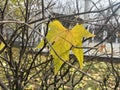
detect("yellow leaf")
[36,20,95,74]
[72,48,83,69]
[0,42,5,50]
[71,24,95,38]
[34,40,44,50]
[70,24,95,69]
[47,20,95,74]
[53,53,68,75]
[47,20,67,43]
[47,20,72,74]
[51,37,70,74]
[70,24,95,47]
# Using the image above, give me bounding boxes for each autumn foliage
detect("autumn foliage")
[36,20,95,74]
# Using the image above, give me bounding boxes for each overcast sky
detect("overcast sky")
[50,0,120,17]
[46,0,120,21]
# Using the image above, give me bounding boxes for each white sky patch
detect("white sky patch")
[51,0,119,12]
